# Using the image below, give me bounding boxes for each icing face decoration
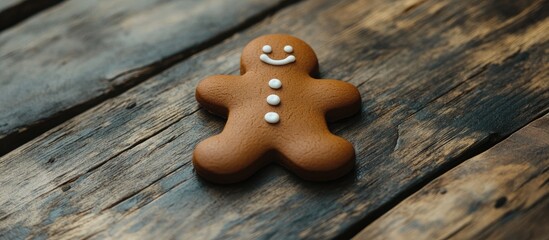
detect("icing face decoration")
[260,44,296,66]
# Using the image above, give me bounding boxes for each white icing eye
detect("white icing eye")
[268,79,282,89]
[264,112,280,123]
[284,45,293,53]
[266,94,281,106]
[262,45,272,53]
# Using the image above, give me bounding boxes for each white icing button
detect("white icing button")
[268,79,282,89]
[266,94,280,106]
[262,45,272,53]
[264,112,280,124]
[284,45,293,53]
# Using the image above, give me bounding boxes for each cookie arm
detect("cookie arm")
[195,75,240,118]
[311,79,362,122]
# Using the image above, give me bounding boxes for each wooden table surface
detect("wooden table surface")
[0,0,547,239]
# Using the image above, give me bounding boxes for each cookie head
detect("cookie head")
[241,34,319,75]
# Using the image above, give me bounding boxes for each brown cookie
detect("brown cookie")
[194,34,361,183]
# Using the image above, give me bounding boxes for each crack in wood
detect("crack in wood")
[77,161,196,239]
[54,107,200,198]
[101,161,194,213]
[441,220,473,240]
[0,107,203,222]
[401,0,428,15]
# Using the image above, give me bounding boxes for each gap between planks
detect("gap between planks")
[354,113,549,239]
[0,0,65,31]
[343,109,549,239]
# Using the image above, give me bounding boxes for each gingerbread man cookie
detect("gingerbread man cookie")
[194,34,361,183]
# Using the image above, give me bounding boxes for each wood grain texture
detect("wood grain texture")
[355,114,549,239]
[0,0,24,10]
[0,0,64,31]
[0,0,295,154]
[0,0,548,239]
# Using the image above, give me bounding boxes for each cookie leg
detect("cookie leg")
[276,133,355,181]
[193,133,271,184]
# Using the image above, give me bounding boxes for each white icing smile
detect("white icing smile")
[260,45,295,66]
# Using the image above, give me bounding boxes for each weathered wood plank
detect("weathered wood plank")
[355,114,549,239]
[0,0,24,10]
[0,0,296,155]
[0,0,548,239]
[0,0,64,31]
[474,196,549,239]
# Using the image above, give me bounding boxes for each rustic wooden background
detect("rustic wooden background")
[0,0,547,239]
